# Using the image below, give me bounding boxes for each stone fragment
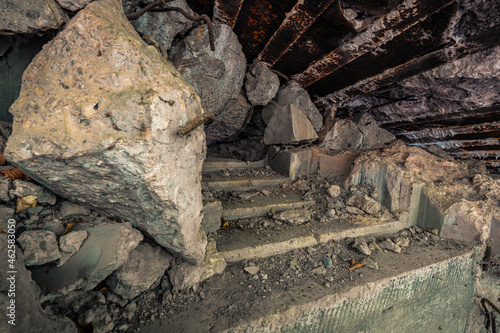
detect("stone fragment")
[169,239,227,291]
[325,209,336,218]
[30,223,143,296]
[5,0,207,263]
[78,302,113,333]
[41,218,66,237]
[18,230,61,266]
[363,257,378,270]
[245,62,280,106]
[326,185,342,198]
[107,243,173,300]
[347,194,382,215]
[264,104,318,145]
[0,177,10,202]
[273,208,312,225]
[12,180,57,205]
[131,0,194,51]
[0,234,77,333]
[352,239,372,256]
[0,205,15,230]
[263,82,323,132]
[202,201,223,235]
[58,201,91,219]
[26,206,44,215]
[56,0,94,11]
[393,236,410,248]
[244,266,260,275]
[170,23,247,141]
[58,230,88,267]
[356,113,395,149]
[0,0,68,34]
[346,206,364,215]
[322,257,332,269]
[268,146,319,180]
[204,90,251,142]
[379,239,402,254]
[320,119,363,150]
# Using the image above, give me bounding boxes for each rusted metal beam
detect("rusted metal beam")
[408,138,500,150]
[213,0,244,28]
[450,150,500,160]
[293,0,456,88]
[256,0,336,66]
[397,122,500,141]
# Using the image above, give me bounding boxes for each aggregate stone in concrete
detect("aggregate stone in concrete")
[132,0,195,51]
[202,201,223,235]
[264,104,318,145]
[17,230,61,266]
[245,62,280,106]
[0,0,68,34]
[30,222,143,296]
[320,119,363,150]
[5,0,207,264]
[107,243,173,300]
[0,234,77,333]
[169,239,227,291]
[12,180,57,205]
[273,208,312,225]
[58,201,91,219]
[58,230,88,267]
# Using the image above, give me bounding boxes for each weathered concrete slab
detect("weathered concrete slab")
[202,176,288,192]
[203,158,267,173]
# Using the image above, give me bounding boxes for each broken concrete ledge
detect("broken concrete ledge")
[220,220,407,262]
[203,158,267,173]
[202,176,288,192]
[225,248,480,333]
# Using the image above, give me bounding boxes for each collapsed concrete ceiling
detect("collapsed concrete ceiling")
[187,0,500,170]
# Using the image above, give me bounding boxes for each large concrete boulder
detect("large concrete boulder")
[264,104,318,145]
[170,23,247,141]
[5,0,207,263]
[131,0,195,51]
[0,0,68,34]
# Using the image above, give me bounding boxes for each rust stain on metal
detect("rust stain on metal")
[257,0,336,66]
[213,0,244,28]
[294,0,455,88]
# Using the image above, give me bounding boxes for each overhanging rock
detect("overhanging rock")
[5,0,207,264]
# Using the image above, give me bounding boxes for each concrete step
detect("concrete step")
[203,158,267,173]
[202,176,288,193]
[138,238,480,333]
[221,193,315,220]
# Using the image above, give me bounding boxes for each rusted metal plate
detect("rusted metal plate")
[293,0,456,88]
[233,0,296,60]
[256,0,336,66]
[213,0,244,27]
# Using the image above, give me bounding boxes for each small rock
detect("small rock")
[393,237,410,248]
[0,177,11,202]
[326,185,342,198]
[379,239,402,254]
[18,230,61,266]
[244,266,260,275]
[363,257,378,270]
[322,257,332,269]
[12,180,57,205]
[58,201,91,219]
[261,189,271,196]
[347,194,382,215]
[273,208,312,225]
[352,239,372,256]
[40,218,66,237]
[26,206,44,215]
[346,206,365,215]
[293,180,310,191]
[311,266,326,275]
[58,230,88,267]
[325,209,336,218]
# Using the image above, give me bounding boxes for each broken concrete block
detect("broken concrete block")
[347,194,382,215]
[264,82,323,132]
[0,0,68,34]
[202,201,223,235]
[58,230,88,267]
[245,62,280,106]
[318,149,360,179]
[12,180,57,205]
[356,113,395,149]
[379,239,402,253]
[273,208,312,225]
[169,239,227,291]
[58,201,91,220]
[107,243,173,300]
[18,230,61,266]
[320,119,363,150]
[30,222,143,297]
[268,146,319,180]
[5,0,207,263]
[0,234,77,333]
[264,104,318,145]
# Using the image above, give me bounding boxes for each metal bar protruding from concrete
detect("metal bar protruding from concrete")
[293,0,455,88]
[213,0,245,28]
[256,0,336,66]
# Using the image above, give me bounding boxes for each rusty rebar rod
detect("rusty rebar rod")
[127,0,174,21]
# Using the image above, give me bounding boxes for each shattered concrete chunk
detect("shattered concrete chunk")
[273,208,312,225]
[264,104,318,145]
[268,146,319,180]
[58,230,88,267]
[244,266,260,275]
[58,201,91,220]
[107,243,173,300]
[379,239,402,254]
[5,0,207,263]
[245,62,280,106]
[320,119,363,150]
[18,230,61,266]
[346,206,365,215]
[347,194,382,215]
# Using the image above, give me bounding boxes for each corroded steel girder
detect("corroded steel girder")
[293,0,456,88]
[256,0,336,66]
[213,0,244,27]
